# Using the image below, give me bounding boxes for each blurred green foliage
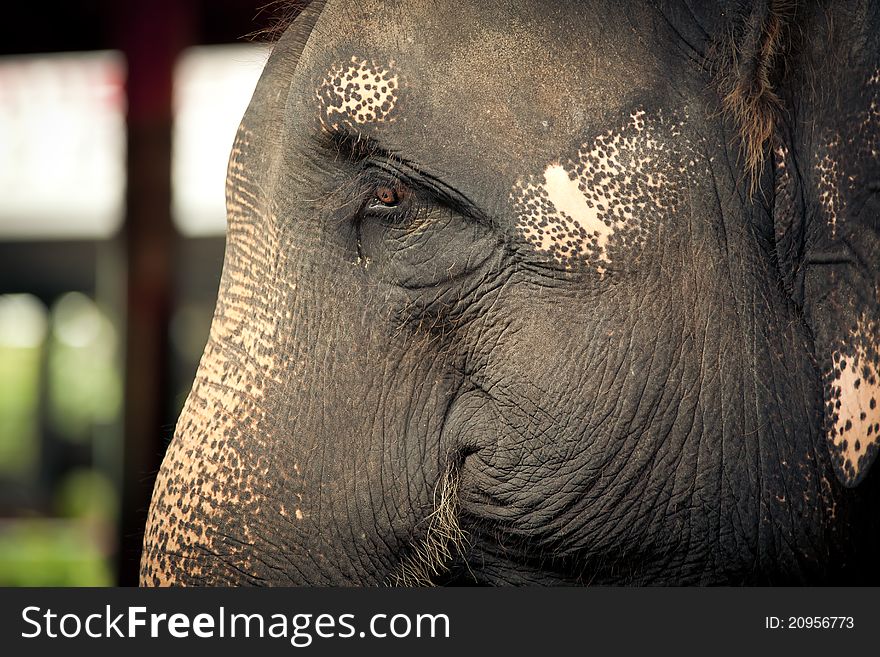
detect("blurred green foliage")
[0,294,46,477]
[0,519,113,586]
[0,293,120,586]
[0,345,41,477]
[48,292,122,442]
[54,468,118,522]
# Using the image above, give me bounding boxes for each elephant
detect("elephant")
[141,0,880,585]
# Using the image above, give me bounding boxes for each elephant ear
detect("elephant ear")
[783,3,880,487]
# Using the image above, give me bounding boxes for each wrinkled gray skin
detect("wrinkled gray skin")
[141,0,880,585]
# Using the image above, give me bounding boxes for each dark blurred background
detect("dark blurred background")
[0,0,287,585]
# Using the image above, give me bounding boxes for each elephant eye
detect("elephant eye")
[370,183,406,209]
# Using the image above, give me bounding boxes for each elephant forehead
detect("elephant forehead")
[305,0,645,146]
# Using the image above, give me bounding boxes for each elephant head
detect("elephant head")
[141,0,880,585]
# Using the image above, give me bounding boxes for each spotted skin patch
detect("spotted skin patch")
[825,314,880,486]
[510,110,697,274]
[774,143,793,208]
[317,56,401,130]
[812,67,880,486]
[815,144,843,238]
[815,69,879,237]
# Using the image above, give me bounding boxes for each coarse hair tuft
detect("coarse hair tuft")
[713,0,798,193]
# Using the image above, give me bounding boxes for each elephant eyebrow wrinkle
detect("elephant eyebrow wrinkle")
[327,127,395,165]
